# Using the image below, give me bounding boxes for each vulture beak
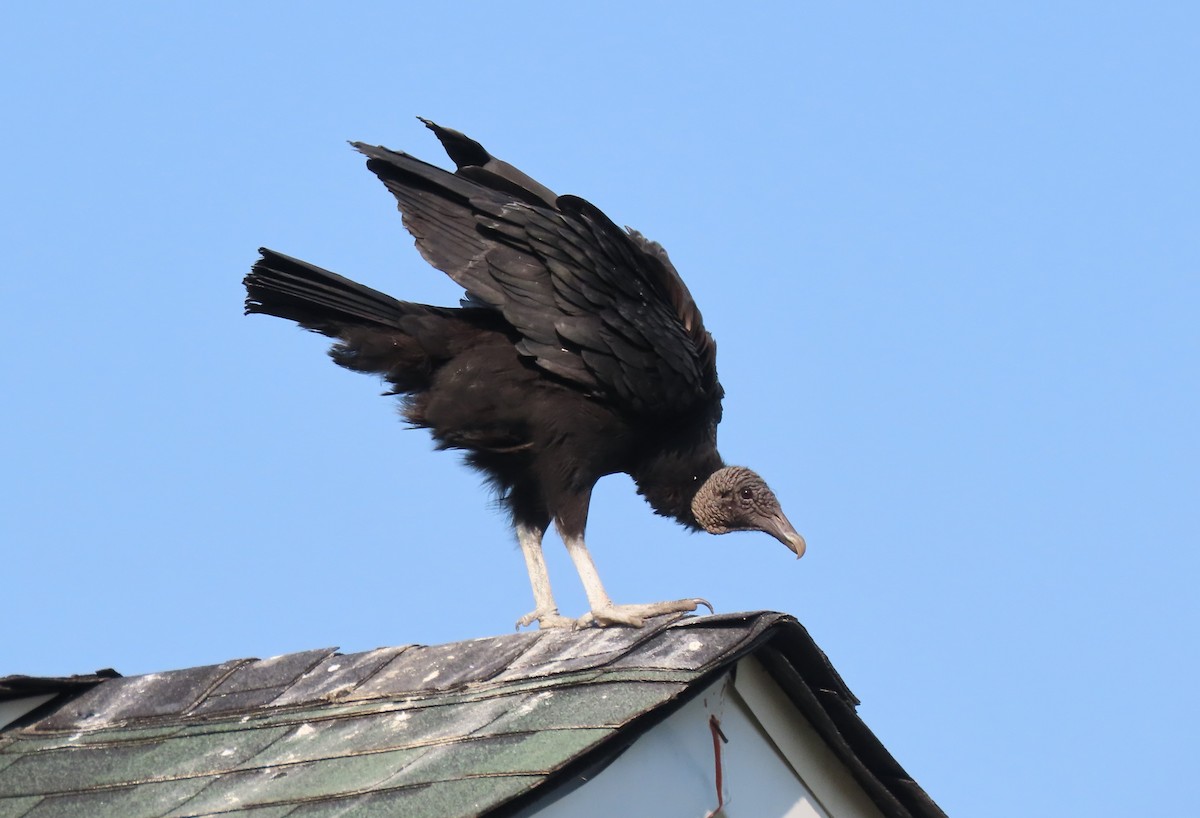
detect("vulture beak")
[762,511,807,559]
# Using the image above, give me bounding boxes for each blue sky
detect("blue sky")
[2,3,1196,815]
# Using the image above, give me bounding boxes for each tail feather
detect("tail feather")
[244,248,476,392]
[244,248,412,332]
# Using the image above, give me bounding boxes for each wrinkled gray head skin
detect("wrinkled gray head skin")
[691,466,806,557]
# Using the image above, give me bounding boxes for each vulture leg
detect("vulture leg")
[562,532,713,628]
[514,522,573,630]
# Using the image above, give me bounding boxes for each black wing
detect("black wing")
[353,120,722,418]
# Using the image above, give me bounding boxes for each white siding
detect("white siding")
[733,659,887,818]
[0,694,54,731]
[521,659,885,818]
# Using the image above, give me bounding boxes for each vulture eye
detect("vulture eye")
[739,487,754,501]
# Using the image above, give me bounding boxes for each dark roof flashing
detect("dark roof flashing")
[0,670,121,703]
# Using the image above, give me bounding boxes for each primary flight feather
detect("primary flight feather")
[244,119,805,628]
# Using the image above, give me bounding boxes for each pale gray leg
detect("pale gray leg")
[515,522,573,629]
[562,531,712,628]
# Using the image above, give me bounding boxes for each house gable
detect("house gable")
[514,658,887,818]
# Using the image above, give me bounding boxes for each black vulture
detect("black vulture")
[244,119,805,628]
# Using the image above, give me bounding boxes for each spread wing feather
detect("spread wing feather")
[351,122,722,417]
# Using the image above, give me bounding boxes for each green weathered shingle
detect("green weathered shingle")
[0,613,785,818]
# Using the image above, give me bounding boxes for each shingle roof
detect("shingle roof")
[0,612,945,818]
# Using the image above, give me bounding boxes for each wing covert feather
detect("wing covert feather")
[352,126,722,417]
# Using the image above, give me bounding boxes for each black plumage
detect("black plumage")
[244,120,805,628]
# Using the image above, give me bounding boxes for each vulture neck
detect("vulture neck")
[632,447,725,530]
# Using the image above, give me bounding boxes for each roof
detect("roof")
[0,612,945,818]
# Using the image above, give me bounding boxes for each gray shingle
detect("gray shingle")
[210,649,338,696]
[269,647,410,707]
[33,661,245,732]
[348,635,537,699]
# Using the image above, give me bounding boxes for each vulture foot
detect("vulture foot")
[516,607,574,630]
[576,598,714,628]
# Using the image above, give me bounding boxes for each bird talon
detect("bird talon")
[516,608,573,630]
[580,608,644,628]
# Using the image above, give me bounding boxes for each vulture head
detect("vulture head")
[692,466,807,557]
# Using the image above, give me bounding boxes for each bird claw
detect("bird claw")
[516,607,574,630]
[575,598,714,629]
